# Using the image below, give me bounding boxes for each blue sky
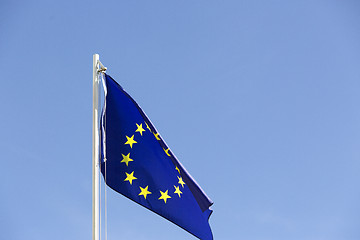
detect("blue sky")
[1,1,360,239]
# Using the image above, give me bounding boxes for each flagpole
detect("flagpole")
[92,54,100,240]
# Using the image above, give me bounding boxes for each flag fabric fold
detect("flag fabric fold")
[100,74,213,240]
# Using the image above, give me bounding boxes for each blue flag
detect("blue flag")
[100,74,213,239]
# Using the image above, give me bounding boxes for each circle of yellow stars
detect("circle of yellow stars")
[121,122,186,204]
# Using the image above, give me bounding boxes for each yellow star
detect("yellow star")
[175,166,180,174]
[163,148,171,156]
[139,186,152,199]
[174,185,183,198]
[124,171,137,185]
[158,190,171,203]
[153,132,160,140]
[135,123,145,136]
[145,122,152,132]
[125,135,137,148]
[121,153,133,166]
[178,176,185,188]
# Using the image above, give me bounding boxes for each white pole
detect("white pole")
[92,54,100,240]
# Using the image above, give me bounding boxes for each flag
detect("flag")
[100,74,213,239]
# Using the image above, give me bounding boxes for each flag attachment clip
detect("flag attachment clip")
[97,60,107,73]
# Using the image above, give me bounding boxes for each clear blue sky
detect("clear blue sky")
[1,1,360,239]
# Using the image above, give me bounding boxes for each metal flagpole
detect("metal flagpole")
[92,54,100,240]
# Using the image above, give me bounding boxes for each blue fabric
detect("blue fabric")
[100,74,213,240]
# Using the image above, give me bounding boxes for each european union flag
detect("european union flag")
[100,74,213,239]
